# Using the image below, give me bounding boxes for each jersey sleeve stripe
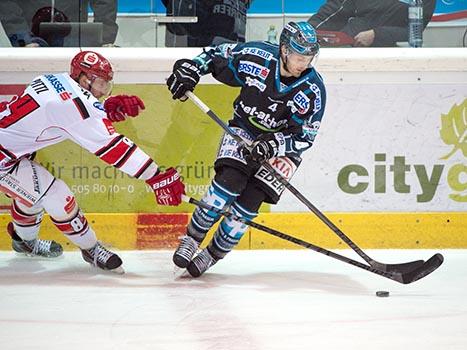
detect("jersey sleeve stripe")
[94,135,124,157]
[99,138,132,165]
[72,97,90,120]
[114,144,137,169]
[134,158,154,179]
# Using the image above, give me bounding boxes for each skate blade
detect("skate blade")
[84,262,125,275]
[15,252,64,259]
[110,266,125,275]
[173,266,190,279]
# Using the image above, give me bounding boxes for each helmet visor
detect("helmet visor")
[290,37,320,56]
[90,76,113,98]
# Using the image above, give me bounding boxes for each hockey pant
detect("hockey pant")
[0,158,97,249]
[215,127,299,204]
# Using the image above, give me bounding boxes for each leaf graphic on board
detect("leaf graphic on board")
[439,99,467,160]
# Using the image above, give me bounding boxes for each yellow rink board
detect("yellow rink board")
[0,212,465,251]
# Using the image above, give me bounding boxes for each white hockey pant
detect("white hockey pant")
[0,158,97,249]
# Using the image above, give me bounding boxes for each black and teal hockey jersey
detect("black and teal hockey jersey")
[193,41,326,158]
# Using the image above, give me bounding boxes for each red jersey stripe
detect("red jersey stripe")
[100,139,132,165]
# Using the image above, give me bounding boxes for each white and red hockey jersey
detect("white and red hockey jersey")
[0,73,156,179]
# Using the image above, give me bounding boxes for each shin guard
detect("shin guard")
[187,180,238,242]
[10,200,44,241]
[50,209,97,250]
[208,201,257,259]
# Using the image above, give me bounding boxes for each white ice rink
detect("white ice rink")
[0,249,466,350]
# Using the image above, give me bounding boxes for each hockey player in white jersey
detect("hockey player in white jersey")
[0,51,185,273]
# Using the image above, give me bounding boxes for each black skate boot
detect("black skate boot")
[7,222,63,258]
[81,242,123,274]
[187,247,218,278]
[173,235,200,268]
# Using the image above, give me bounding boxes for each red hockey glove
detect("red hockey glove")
[146,167,185,206]
[104,95,145,122]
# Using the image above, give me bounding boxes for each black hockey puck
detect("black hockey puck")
[376,291,390,297]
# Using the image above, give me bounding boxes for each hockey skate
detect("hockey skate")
[187,247,218,278]
[81,242,124,274]
[6,222,63,258]
[173,235,200,268]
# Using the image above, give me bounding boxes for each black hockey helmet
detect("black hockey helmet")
[280,21,320,56]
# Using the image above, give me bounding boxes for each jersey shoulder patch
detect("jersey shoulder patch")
[240,42,277,61]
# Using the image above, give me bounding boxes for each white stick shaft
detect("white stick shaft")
[185,91,210,113]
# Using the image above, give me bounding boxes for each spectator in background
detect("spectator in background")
[30,7,72,47]
[0,0,118,47]
[0,0,51,47]
[162,0,253,47]
[308,0,436,47]
[78,0,119,46]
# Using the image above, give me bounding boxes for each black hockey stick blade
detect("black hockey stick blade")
[396,253,444,284]
[371,259,425,273]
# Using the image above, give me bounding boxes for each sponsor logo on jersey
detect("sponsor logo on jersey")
[59,92,72,101]
[64,195,76,214]
[44,74,66,94]
[245,76,267,92]
[255,158,296,195]
[269,157,296,180]
[287,100,297,113]
[93,101,105,111]
[309,83,322,113]
[293,91,310,114]
[239,61,270,79]
[80,88,92,100]
[237,100,287,131]
[31,163,41,194]
[304,82,322,113]
[241,47,273,61]
[255,167,284,193]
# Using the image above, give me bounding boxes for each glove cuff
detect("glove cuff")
[273,132,286,157]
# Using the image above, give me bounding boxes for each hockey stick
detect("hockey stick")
[185,91,435,273]
[182,195,443,284]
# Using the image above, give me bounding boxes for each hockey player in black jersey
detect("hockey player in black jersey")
[167,21,326,277]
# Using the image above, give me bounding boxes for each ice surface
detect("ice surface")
[0,249,466,350]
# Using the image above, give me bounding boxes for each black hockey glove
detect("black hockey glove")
[166,59,201,101]
[243,133,285,163]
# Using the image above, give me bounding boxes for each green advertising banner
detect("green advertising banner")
[0,84,244,213]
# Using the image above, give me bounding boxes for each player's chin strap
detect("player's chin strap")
[184,90,444,275]
[181,195,443,285]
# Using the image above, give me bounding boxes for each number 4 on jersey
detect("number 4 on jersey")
[268,103,278,112]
